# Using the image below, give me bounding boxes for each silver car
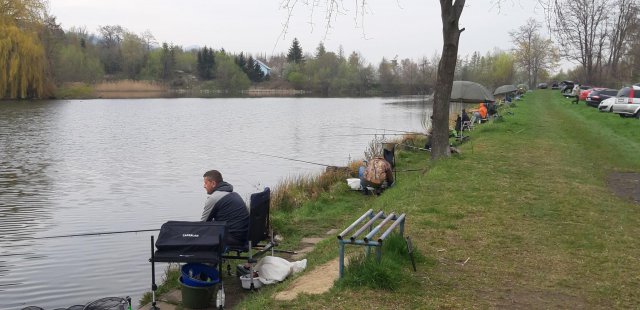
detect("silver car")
[612,86,640,118]
[598,97,617,112]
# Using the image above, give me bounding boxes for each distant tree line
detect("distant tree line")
[543,0,640,86]
[280,39,436,96]
[4,0,640,99]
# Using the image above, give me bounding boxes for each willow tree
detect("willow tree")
[1,20,48,99]
[0,0,49,99]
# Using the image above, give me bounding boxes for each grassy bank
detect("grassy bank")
[237,90,640,308]
[145,90,640,308]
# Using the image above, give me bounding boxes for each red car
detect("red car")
[578,86,596,101]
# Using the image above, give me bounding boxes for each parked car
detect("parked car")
[537,82,548,89]
[612,85,640,118]
[577,85,594,101]
[551,82,560,89]
[598,97,617,112]
[559,80,574,94]
[586,88,617,107]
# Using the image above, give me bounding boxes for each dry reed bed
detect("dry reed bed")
[94,80,168,92]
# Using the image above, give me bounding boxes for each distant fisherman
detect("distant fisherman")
[572,82,581,104]
[201,170,249,247]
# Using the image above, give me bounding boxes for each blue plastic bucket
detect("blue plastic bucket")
[181,263,219,287]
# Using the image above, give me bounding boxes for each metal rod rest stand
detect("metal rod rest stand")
[338,211,407,278]
[364,212,396,242]
[338,209,373,240]
[350,211,384,242]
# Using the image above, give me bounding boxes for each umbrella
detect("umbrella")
[449,81,494,140]
[493,84,517,95]
[450,81,495,103]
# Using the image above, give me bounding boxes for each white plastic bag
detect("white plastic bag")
[255,256,307,285]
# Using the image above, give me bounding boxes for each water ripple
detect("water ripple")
[0,98,431,309]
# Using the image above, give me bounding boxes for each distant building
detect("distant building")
[255,59,271,77]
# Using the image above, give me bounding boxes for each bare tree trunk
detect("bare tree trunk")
[432,0,465,160]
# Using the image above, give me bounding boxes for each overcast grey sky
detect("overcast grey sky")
[49,1,556,67]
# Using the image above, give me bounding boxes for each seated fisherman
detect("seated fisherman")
[461,109,470,123]
[360,156,394,195]
[455,109,470,132]
[486,101,498,118]
[473,103,488,122]
[201,170,250,247]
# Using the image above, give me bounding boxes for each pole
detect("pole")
[339,241,345,278]
[150,235,158,310]
[406,236,417,272]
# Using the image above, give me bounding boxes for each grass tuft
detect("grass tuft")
[270,169,351,212]
[337,234,421,291]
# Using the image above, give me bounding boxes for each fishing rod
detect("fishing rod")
[347,126,426,135]
[29,228,161,240]
[397,143,431,152]
[325,133,421,137]
[225,147,335,167]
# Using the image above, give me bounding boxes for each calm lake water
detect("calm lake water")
[0,97,436,309]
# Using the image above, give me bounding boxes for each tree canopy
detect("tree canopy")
[1,0,49,99]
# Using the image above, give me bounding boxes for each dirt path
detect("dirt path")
[273,258,340,301]
[607,172,640,204]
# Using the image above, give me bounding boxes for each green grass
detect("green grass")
[148,91,640,309]
[54,83,95,99]
[337,234,426,291]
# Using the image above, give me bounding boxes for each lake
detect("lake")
[0,97,438,309]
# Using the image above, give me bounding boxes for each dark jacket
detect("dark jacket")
[202,181,250,246]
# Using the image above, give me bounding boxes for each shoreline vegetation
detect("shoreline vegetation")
[54,80,315,100]
[142,90,640,308]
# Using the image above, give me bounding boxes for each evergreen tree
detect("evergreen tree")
[196,46,216,80]
[197,48,205,79]
[160,42,176,80]
[207,47,216,79]
[235,52,246,71]
[315,42,326,58]
[287,38,304,64]
[246,55,256,80]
